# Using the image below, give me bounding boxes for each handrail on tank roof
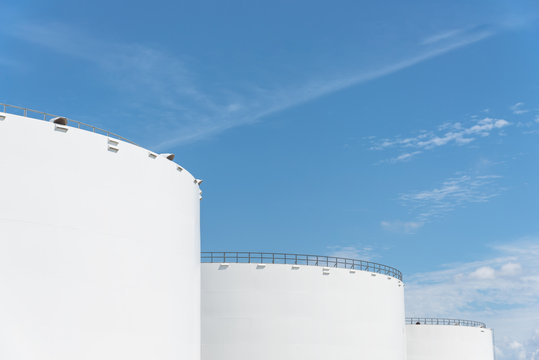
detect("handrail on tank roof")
[0,103,137,146]
[201,251,403,281]
[406,317,486,328]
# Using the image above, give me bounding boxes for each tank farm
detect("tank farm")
[0,104,495,360]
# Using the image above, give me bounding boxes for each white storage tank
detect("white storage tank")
[0,105,201,360]
[406,318,494,360]
[202,252,406,360]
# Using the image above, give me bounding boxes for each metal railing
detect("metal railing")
[406,317,486,328]
[0,103,137,145]
[201,251,403,280]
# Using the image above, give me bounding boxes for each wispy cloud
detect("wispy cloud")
[370,117,510,162]
[399,173,503,222]
[380,220,424,234]
[133,24,498,149]
[379,172,503,233]
[8,21,498,149]
[405,239,539,360]
[388,151,422,163]
[421,28,468,45]
[327,245,375,260]
[511,102,529,115]
[420,25,490,46]
[9,23,253,145]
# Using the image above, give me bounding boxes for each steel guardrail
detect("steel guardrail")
[201,251,403,281]
[0,103,137,146]
[406,317,486,328]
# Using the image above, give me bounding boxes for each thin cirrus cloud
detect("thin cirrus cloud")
[370,117,511,163]
[419,25,491,46]
[405,240,539,360]
[399,174,503,222]
[326,245,375,261]
[6,21,499,149]
[421,28,469,45]
[511,102,529,115]
[127,24,499,150]
[380,220,424,234]
[381,173,503,233]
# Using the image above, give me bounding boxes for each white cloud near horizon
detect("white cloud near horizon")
[405,240,539,360]
[7,22,498,149]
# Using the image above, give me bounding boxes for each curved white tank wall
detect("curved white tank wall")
[202,262,406,360]
[406,324,494,360]
[0,112,200,360]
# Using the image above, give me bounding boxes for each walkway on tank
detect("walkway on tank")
[0,103,137,146]
[406,317,486,328]
[201,251,403,281]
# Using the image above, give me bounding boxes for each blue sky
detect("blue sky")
[2,0,539,358]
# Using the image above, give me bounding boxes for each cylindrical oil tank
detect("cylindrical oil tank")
[202,252,406,360]
[0,110,201,360]
[406,318,494,360]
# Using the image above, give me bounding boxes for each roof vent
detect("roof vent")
[194,179,203,185]
[50,117,68,125]
[161,153,175,161]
